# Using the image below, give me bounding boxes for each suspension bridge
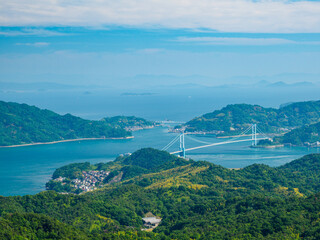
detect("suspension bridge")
[162,124,271,158]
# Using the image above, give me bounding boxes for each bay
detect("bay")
[1,126,319,196]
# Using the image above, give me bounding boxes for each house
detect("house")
[142,217,161,228]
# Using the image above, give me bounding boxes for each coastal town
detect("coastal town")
[73,170,110,192]
[54,170,110,193]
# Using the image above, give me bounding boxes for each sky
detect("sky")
[0,0,320,87]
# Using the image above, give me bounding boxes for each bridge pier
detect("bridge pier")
[251,124,257,146]
[179,132,186,158]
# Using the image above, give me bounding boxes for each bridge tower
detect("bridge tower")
[179,132,186,158]
[251,124,257,146]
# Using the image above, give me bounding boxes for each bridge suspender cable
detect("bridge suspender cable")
[256,125,272,141]
[185,126,252,145]
[162,134,180,151]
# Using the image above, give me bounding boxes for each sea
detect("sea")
[1,86,320,196]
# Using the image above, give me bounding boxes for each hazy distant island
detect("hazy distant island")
[3,148,320,238]
[121,92,156,96]
[0,101,155,147]
[174,100,320,137]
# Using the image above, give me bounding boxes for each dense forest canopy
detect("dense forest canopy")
[180,100,320,135]
[4,148,320,239]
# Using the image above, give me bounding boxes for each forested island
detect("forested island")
[102,116,157,131]
[0,101,154,146]
[176,100,320,136]
[3,148,320,239]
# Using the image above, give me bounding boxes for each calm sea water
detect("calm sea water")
[2,85,320,121]
[1,126,319,197]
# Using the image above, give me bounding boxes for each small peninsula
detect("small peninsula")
[0,101,154,147]
[257,121,320,148]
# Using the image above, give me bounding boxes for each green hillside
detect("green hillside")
[4,149,320,239]
[46,148,189,193]
[275,122,320,146]
[0,101,131,146]
[122,148,179,170]
[258,122,320,147]
[181,100,320,135]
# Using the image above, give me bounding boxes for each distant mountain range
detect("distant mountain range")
[257,80,314,88]
[211,80,315,89]
[126,72,319,89]
[0,82,81,91]
[1,78,317,92]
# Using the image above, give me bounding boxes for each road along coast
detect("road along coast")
[0,136,134,148]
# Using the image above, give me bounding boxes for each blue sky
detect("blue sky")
[0,0,320,87]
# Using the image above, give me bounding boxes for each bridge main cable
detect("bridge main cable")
[162,134,181,151]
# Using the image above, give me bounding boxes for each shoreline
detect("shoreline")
[0,136,134,148]
[251,144,284,149]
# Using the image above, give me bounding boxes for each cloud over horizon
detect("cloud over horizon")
[15,42,50,47]
[0,28,68,36]
[175,37,320,45]
[1,0,320,33]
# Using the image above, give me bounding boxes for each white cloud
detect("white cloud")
[0,28,68,36]
[0,0,320,33]
[15,42,50,47]
[136,48,164,54]
[175,37,320,45]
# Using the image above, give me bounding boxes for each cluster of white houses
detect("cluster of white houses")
[72,170,110,192]
[305,141,320,147]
